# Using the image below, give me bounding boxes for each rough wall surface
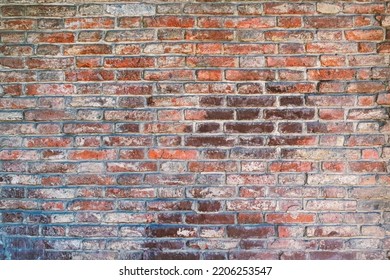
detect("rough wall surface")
[0,0,389,260]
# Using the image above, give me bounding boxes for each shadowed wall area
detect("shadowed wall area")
[0,0,389,260]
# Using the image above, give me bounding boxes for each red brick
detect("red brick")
[27,32,74,43]
[320,55,346,67]
[185,109,234,120]
[65,17,114,29]
[185,30,233,41]
[378,42,390,53]
[306,42,357,53]
[345,29,384,41]
[304,16,353,28]
[269,162,314,172]
[66,70,114,81]
[68,201,114,211]
[319,109,344,120]
[183,3,234,15]
[278,16,302,28]
[64,44,111,55]
[264,3,315,15]
[189,161,237,172]
[145,174,195,186]
[144,16,195,28]
[227,226,275,238]
[225,122,274,133]
[349,162,386,173]
[1,19,36,30]
[25,110,74,121]
[225,70,275,81]
[265,82,315,94]
[224,43,276,54]
[25,137,72,148]
[265,30,314,41]
[104,57,154,68]
[148,149,198,160]
[196,43,223,54]
[26,58,74,70]
[308,69,356,80]
[344,4,385,14]
[196,70,222,81]
[144,70,194,81]
[186,214,234,224]
[68,150,116,160]
[117,17,141,28]
[266,56,317,67]
[322,162,346,173]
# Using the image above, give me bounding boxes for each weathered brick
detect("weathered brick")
[0,0,387,260]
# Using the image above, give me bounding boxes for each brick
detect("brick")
[144,16,195,28]
[104,57,154,68]
[345,29,384,41]
[27,58,74,69]
[185,30,234,41]
[117,17,141,28]
[68,200,114,211]
[64,44,111,55]
[306,226,360,237]
[68,150,116,160]
[317,3,342,14]
[349,162,386,173]
[227,226,275,238]
[187,56,235,67]
[377,94,390,105]
[224,43,276,54]
[186,214,234,224]
[344,4,385,14]
[225,123,274,133]
[105,30,155,42]
[67,175,115,186]
[185,109,234,120]
[269,162,314,172]
[378,42,390,53]
[266,56,317,67]
[320,55,346,67]
[27,32,74,43]
[264,3,315,15]
[278,16,302,28]
[306,95,354,106]
[347,109,388,120]
[304,16,353,28]
[145,174,194,186]
[184,4,234,15]
[65,18,114,29]
[144,70,194,81]
[189,161,237,172]
[64,123,112,134]
[106,4,155,16]
[237,4,263,15]
[226,70,275,81]
[306,42,357,53]
[306,200,357,211]
[264,109,315,120]
[146,225,197,238]
[266,213,315,224]
[265,30,314,41]
[149,149,198,160]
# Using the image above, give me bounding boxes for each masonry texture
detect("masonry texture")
[0,0,389,260]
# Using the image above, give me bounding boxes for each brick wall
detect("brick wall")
[0,0,389,260]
